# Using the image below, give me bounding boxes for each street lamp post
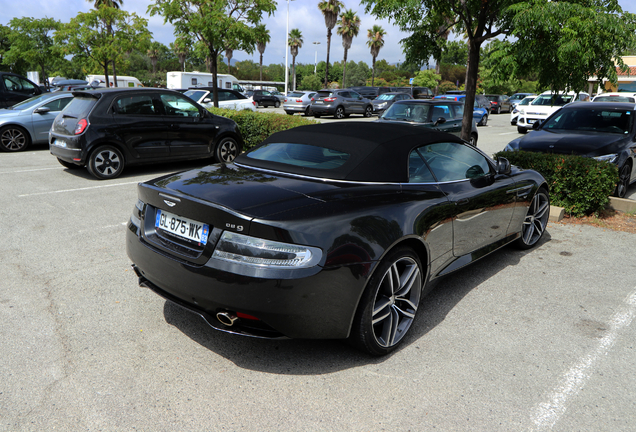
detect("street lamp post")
[313,41,320,74]
[284,0,294,95]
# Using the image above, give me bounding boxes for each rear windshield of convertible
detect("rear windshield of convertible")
[247,143,350,170]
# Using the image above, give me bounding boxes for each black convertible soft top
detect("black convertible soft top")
[235,122,465,182]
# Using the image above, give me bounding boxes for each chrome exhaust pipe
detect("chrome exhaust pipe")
[217,311,239,327]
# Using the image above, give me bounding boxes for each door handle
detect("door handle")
[455,198,469,205]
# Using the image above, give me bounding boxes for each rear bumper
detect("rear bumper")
[49,136,86,164]
[310,104,336,115]
[126,220,369,340]
[283,104,307,112]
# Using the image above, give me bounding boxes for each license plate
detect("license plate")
[155,209,209,245]
[52,138,67,148]
[528,119,536,124]
[315,101,323,104]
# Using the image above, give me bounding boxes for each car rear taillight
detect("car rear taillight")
[324,97,337,102]
[252,101,256,106]
[311,97,315,101]
[296,99,302,102]
[74,119,88,135]
[284,98,288,102]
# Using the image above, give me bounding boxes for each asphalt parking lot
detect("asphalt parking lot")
[1,112,635,431]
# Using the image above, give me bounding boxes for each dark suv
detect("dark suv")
[49,88,243,180]
[310,89,373,119]
[0,72,42,108]
[245,89,280,108]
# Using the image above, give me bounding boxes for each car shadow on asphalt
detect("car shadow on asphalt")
[160,233,552,373]
[58,158,214,180]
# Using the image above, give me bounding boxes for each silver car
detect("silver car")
[0,92,73,152]
[283,91,316,116]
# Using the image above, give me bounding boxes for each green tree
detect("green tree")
[298,74,322,91]
[89,0,124,7]
[173,38,189,72]
[318,0,344,87]
[495,1,636,94]
[288,28,303,91]
[337,9,360,88]
[0,25,11,68]
[254,24,270,81]
[4,17,61,87]
[362,0,636,142]
[149,0,276,107]
[413,69,441,89]
[366,24,386,86]
[56,7,151,87]
[147,41,161,74]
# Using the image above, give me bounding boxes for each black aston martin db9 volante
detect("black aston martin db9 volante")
[504,102,636,197]
[127,123,549,355]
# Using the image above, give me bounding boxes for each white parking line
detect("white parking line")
[499,132,518,135]
[530,288,636,431]
[18,181,140,197]
[0,167,60,174]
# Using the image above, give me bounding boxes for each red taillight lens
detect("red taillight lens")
[311,97,315,101]
[252,101,256,106]
[296,99,302,102]
[284,98,288,102]
[324,97,337,102]
[74,119,88,135]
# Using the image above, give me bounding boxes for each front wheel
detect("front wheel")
[469,133,478,147]
[514,187,549,250]
[517,126,527,134]
[349,247,423,356]
[0,126,31,152]
[87,145,125,180]
[334,106,345,119]
[364,105,373,117]
[479,114,488,126]
[615,163,632,198]
[215,136,241,163]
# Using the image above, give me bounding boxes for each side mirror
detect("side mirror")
[433,117,446,126]
[33,107,51,114]
[497,157,512,175]
[532,121,542,130]
[203,98,211,103]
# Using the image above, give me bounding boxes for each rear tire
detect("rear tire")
[285,111,294,115]
[615,163,632,198]
[517,126,527,134]
[334,106,345,119]
[274,100,280,108]
[470,133,478,147]
[87,145,124,180]
[349,246,423,356]
[478,114,488,126]
[364,105,373,117]
[215,136,241,163]
[304,106,312,116]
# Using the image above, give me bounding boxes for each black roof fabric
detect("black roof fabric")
[235,122,465,182]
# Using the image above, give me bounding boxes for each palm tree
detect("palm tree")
[288,29,303,91]
[318,0,344,88]
[173,38,188,72]
[254,25,270,82]
[225,48,233,74]
[367,25,386,86]
[337,9,360,88]
[147,42,161,74]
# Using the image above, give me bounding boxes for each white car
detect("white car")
[592,92,636,103]
[516,90,589,133]
[184,88,256,112]
[510,95,537,125]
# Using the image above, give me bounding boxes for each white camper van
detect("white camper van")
[86,75,143,88]
[166,71,243,93]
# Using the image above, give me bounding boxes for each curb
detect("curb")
[549,205,564,222]
[607,196,636,214]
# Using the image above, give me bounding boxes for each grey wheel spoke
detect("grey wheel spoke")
[372,297,392,324]
[394,302,416,318]
[535,201,549,219]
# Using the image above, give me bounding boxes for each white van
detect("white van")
[166,71,241,92]
[85,75,143,88]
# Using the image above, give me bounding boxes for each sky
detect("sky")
[2,0,636,69]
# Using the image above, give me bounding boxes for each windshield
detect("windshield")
[532,94,575,106]
[542,108,632,134]
[381,103,433,123]
[376,94,396,101]
[519,97,535,106]
[10,94,54,110]
[184,90,207,102]
[594,96,635,103]
[287,92,305,98]
[247,143,350,170]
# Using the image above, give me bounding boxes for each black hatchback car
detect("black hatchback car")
[50,88,243,180]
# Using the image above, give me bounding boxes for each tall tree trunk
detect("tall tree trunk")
[259,53,263,81]
[209,49,219,108]
[112,60,118,87]
[292,56,296,90]
[325,28,332,87]
[371,55,376,86]
[462,39,481,142]
[342,49,348,88]
[103,63,110,88]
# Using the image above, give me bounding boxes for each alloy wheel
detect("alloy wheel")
[616,164,631,198]
[216,137,239,163]
[371,256,421,349]
[335,107,345,119]
[0,127,29,152]
[519,189,549,248]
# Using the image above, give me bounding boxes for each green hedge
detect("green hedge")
[208,108,318,150]
[494,151,618,217]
